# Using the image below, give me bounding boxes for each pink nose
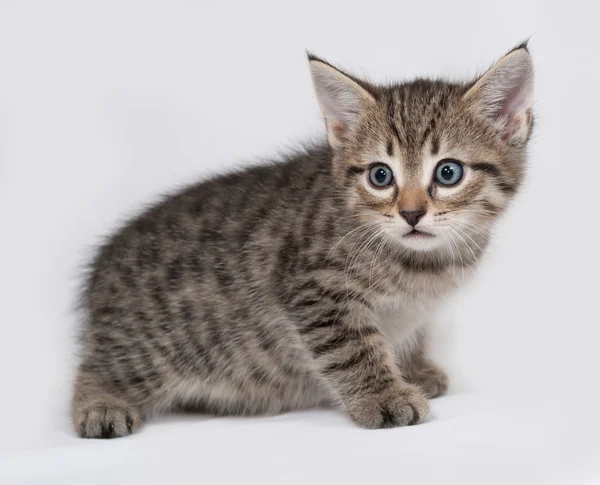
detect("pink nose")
[400,210,426,227]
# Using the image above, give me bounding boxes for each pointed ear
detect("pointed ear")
[464,45,534,144]
[308,54,376,149]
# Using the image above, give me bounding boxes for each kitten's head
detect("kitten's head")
[309,44,534,254]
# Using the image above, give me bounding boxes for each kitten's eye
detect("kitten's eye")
[435,160,464,186]
[368,164,394,188]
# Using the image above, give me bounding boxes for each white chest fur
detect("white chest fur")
[374,296,439,362]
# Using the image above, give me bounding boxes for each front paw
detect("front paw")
[345,383,430,429]
[75,404,141,439]
[406,362,449,399]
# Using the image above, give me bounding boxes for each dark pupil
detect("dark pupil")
[441,165,454,181]
[375,168,387,184]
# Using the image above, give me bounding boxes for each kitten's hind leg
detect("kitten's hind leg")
[402,351,449,399]
[71,373,143,439]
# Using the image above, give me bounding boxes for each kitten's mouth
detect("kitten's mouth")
[403,229,434,238]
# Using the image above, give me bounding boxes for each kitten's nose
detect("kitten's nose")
[400,210,426,227]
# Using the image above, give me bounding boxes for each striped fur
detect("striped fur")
[73,44,534,438]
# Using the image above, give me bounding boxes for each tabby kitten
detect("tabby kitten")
[73,44,534,438]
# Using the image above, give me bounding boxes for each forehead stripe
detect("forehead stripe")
[387,92,403,147]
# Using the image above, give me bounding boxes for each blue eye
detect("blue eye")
[435,160,464,186]
[369,164,394,188]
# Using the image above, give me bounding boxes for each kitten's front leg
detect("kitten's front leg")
[297,302,429,428]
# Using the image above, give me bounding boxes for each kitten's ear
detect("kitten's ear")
[464,44,534,144]
[308,54,376,149]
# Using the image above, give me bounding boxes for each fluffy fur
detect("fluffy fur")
[72,44,534,438]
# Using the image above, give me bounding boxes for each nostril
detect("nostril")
[400,210,426,227]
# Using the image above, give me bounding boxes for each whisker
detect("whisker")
[452,224,485,256]
[446,225,478,266]
[325,220,378,262]
[447,219,491,239]
[368,230,389,294]
[343,225,382,298]
[444,228,465,285]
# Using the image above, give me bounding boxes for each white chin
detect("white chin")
[397,234,441,251]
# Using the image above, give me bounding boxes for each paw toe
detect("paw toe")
[77,406,139,439]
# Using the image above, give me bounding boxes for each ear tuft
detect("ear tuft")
[508,38,531,54]
[306,51,323,63]
[465,45,534,144]
[308,56,375,149]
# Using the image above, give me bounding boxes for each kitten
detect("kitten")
[73,43,534,438]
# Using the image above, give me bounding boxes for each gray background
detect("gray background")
[0,1,598,483]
